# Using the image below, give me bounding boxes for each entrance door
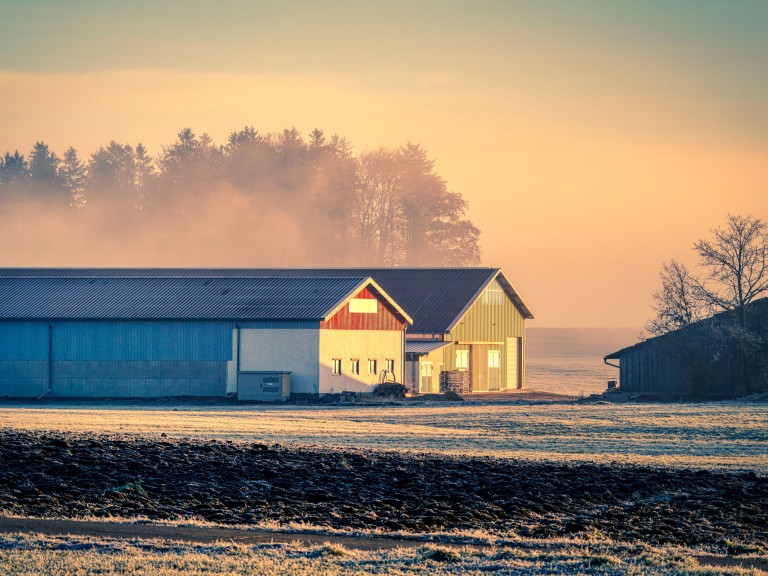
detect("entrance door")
[471,344,488,391]
[488,349,501,390]
[506,337,519,389]
[420,362,434,393]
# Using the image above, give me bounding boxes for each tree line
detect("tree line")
[0,128,481,267]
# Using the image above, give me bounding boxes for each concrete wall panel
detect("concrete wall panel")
[239,328,320,395]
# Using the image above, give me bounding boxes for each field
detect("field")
[2,532,765,575]
[0,399,766,470]
[1,399,766,575]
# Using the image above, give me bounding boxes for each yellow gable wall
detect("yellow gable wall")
[441,278,527,389]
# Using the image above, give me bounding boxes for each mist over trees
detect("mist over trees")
[0,128,481,267]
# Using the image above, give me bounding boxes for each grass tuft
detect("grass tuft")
[419,545,461,563]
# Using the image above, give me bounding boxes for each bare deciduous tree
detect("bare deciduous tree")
[645,214,768,394]
[645,259,705,336]
[693,214,768,328]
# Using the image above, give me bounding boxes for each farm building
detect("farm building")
[604,299,768,400]
[0,275,411,399]
[0,267,533,394]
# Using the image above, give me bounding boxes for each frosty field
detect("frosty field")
[1,532,762,576]
[1,400,766,470]
[1,400,766,575]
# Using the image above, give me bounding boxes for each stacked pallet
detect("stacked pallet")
[440,370,470,394]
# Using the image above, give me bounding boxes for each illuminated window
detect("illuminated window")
[350,359,360,375]
[456,350,469,370]
[488,349,500,369]
[349,298,377,313]
[368,359,377,375]
[332,358,342,375]
[482,284,504,305]
[385,358,395,373]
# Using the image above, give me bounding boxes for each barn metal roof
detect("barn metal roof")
[0,276,397,321]
[604,297,768,360]
[405,340,452,355]
[0,268,534,332]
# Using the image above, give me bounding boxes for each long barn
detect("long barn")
[0,267,533,396]
[0,275,411,399]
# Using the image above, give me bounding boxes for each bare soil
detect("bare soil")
[0,429,765,550]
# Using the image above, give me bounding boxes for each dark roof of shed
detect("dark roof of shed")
[604,297,768,360]
[0,276,382,321]
[0,268,534,332]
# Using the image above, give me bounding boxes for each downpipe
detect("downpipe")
[37,322,53,400]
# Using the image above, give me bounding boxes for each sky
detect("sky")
[1,0,766,327]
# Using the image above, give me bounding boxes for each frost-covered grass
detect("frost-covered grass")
[0,401,766,470]
[0,532,761,575]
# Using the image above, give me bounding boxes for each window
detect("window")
[349,298,377,313]
[420,362,434,393]
[488,349,500,369]
[482,283,504,305]
[455,349,469,370]
[332,358,342,375]
[385,358,395,373]
[368,359,377,375]
[350,359,360,375]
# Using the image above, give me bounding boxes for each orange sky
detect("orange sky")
[1,1,766,327]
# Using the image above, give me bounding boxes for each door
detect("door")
[420,362,434,393]
[471,344,489,391]
[506,337,519,389]
[488,349,501,390]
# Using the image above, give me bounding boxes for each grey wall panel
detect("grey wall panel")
[0,321,48,360]
[145,379,162,397]
[51,320,232,361]
[130,379,146,397]
[0,361,29,378]
[32,361,229,398]
[115,379,132,397]
[71,379,87,397]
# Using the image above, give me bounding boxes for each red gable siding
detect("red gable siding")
[320,286,406,331]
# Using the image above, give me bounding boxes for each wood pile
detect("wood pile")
[440,370,470,394]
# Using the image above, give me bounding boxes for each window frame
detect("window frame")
[488,349,500,369]
[332,358,342,376]
[455,349,469,370]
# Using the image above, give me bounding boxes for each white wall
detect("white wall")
[238,328,320,394]
[318,329,404,393]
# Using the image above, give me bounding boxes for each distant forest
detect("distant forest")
[0,128,481,267]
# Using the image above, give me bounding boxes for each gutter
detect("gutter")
[604,357,620,369]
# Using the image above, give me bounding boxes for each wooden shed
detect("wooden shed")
[604,299,768,400]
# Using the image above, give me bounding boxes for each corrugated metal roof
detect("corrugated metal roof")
[604,297,768,359]
[0,277,374,321]
[0,268,534,331]
[405,340,452,355]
